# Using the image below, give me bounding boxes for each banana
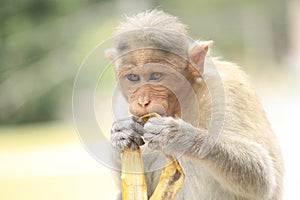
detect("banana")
[121,113,185,200]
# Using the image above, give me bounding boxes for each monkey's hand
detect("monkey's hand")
[143,117,200,154]
[111,116,146,151]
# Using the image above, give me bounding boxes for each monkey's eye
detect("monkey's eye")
[126,74,140,82]
[149,72,163,81]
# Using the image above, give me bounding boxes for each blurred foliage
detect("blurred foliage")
[0,0,114,124]
[0,0,108,81]
[0,0,289,125]
[154,0,288,63]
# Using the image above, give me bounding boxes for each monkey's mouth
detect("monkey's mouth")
[129,102,168,117]
[145,104,166,117]
[135,111,166,118]
[140,112,161,122]
[131,105,167,118]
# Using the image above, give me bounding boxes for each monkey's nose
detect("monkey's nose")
[137,97,151,108]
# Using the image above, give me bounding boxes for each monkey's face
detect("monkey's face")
[111,48,201,118]
[117,64,186,117]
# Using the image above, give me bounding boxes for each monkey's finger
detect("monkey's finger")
[113,137,143,151]
[132,116,146,126]
[112,138,132,150]
[111,129,131,140]
[126,135,146,149]
[112,118,134,132]
[111,130,142,149]
[146,117,167,125]
[128,140,140,150]
[143,133,156,141]
[120,130,144,147]
[148,140,160,150]
[116,129,143,141]
[131,121,146,136]
[131,135,145,146]
[144,123,164,135]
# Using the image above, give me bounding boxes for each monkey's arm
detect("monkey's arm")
[144,117,276,199]
[201,135,276,199]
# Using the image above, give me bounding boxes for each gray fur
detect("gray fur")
[114,10,189,59]
[109,9,283,200]
[111,116,145,150]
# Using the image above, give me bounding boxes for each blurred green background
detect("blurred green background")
[0,0,299,199]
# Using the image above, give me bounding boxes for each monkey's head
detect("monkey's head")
[106,10,212,117]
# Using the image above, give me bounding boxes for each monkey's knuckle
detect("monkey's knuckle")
[148,140,159,150]
[167,118,179,126]
[143,123,153,130]
[120,139,136,150]
[112,117,135,131]
[111,131,120,141]
[160,125,177,136]
[161,117,178,130]
[130,123,145,135]
[144,123,161,134]
[111,123,119,133]
[165,116,175,123]
[133,136,145,145]
[111,122,125,132]
[112,139,125,150]
[148,117,164,125]
[111,129,144,150]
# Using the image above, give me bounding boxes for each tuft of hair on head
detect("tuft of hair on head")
[115,9,188,36]
[113,9,190,59]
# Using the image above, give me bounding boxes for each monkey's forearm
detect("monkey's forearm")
[189,133,276,199]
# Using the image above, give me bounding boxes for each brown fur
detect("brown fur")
[108,10,284,200]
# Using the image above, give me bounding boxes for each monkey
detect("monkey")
[106,10,284,200]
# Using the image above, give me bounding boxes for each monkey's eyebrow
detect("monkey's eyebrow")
[118,62,136,71]
[118,57,181,71]
[119,59,169,67]
[119,60,137,67]
[143,59,182,70]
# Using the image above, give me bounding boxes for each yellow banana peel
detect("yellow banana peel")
[121,113,185,200]
[149,155,185,200]
[121,147,148,200]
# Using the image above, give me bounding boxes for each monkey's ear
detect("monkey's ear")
[105,48,117,61]
[188,40,213,77]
